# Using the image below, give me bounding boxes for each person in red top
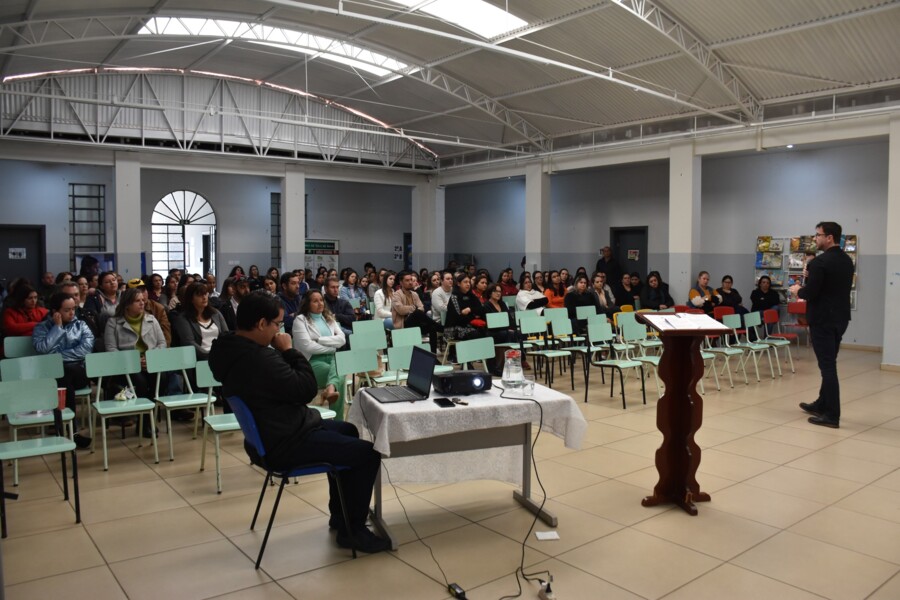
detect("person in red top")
[498,268,518,297]
[471,274,490,303]
[2,283,48,337]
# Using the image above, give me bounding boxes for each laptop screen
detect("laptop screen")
[407,346,438,396]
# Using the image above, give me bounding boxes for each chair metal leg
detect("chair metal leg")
[0,459,8,538]
[101,416,109,471]
[618,368,626,409]
[150,410,160,464]
[785,346,795,374]
[200,424,208,472]
[166,408,175,461]
[639,366,646,405]
[60,450,69,501]
[71,449,81,524]
[12,427,18,487]
[255,476,287,570]
[251,473,272,530]
[214,432,223,494]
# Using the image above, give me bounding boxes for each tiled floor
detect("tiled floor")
[3,347,900,599]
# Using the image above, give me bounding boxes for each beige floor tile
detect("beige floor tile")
[207,582,294,600]
[557,528,720,599]
[744,465,863,504]
[87,505,224,561]
[478,499,623,556]
[555,479,672,526]
[416,479,521,522]
[578,401,632,421]
[581,420,645,445]
[550,445,653,478]
[854,426,900,448]
[714,436,813,465]
[835,485,900,524]
[702,414,774,435]
[660,563,825,600]
[782,416,870,439]
[839,407,897,428]
[705,482,824,528]
[597,411,660,433]
[165,462,266,505]
[230,516,354,580]
[603,431,663,457]
[3,459,65,502]
[2,526,105,585]
[750,425,842,450]
[789,506,900,564]
[881,416,900,431]
[732,531,897,600]
[615,466,737,495]
[110,539,269,599]
[3,565,126,600]
[78,479,188,523]
[693,426,744,448]
[697,449,777,482]
[467,558,644,600]
[820,438,900,467]
[635,505,779,560]
[867,571,900,600]
[529,459,606,496]
[1,494,82,539]
[278,552,448,599]
[391,523,550,591]
[375,493,473,544]
[786,449,896,484]
[194,486,324,536]
[872,468,900,492]
[729,405,803,424]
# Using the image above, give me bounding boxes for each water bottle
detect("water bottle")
[502,349,526,390]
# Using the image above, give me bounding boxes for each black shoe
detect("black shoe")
[73,433,92,449]
[799,402,822,416]
[336,527,391,553]
[808,415,839,429]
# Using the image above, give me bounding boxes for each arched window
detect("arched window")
[151,191,217,277]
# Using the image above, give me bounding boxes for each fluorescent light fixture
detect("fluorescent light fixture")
[387,0,527,38]
[786,144,794,149]
[138,18,408,78]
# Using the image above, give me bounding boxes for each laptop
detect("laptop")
[366,346,438,403]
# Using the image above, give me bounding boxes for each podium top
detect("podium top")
[637,312,730,335]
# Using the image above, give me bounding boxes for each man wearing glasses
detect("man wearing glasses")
[789,222,854,428]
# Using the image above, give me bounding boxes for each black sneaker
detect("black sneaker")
[73,433,92,449]
[336,527,391,553]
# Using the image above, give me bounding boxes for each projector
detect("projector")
[432,370,492,396]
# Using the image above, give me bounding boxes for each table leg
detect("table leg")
[513,423,557,526]
[368,467,398,550]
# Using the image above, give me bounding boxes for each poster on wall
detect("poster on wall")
[304,240,339,274]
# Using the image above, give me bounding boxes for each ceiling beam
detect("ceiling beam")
[99,0,169,66]
[0,0,40,78]
[608,0,761,121]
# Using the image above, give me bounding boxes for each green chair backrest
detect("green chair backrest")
[85,349,142,379]
[657,307,676,313]
[621,321,648,343]
[544,307,568,324]
[1,353,64,381]
[347,298,362,309]
[575,305,597,320]
[146,346,197,374]
[348,329,387,351]
[391,327,422,347]
[195,360,220,388]
[455,337,495,366]
[519,315,547,336]
[616,311,638,330]
[0,378,58,414]
[588,321,615,345]
[335,348,379,377]
[586,313,607,328]
[352,319,385,336]
[502,295,517,309]
[550,317,573,337]
[386,343,428,372]
[722,314,743,330]
[486,312,512,330]
[743,311,762,328]
[514,309,538,325]
[3,336,36,358]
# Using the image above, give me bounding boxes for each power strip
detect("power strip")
[538,580,556,600]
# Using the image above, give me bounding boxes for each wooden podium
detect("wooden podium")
[636,312,730,515]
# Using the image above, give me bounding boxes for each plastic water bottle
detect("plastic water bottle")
[502,349,526,390]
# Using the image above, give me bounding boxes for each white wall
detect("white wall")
[0,159,115,274]
[700,139,888,347]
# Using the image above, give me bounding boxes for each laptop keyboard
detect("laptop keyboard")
[387,386,421,400]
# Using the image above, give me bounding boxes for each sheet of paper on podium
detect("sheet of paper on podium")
[641,312,730,332]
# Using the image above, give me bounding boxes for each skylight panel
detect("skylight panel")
[137,18,408,78]
[387,0,527,38]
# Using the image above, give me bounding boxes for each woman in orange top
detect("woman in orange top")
[544,270,566,309]
[2,283,48,337]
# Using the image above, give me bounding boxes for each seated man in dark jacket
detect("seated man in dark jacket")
[208,292,388,553]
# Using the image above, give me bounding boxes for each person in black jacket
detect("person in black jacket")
[789,221,854,429]
[639,271,674,311]
[208,292,388,553]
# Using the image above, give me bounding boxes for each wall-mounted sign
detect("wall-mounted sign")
[8,248,26,259]
[627,249,640,261]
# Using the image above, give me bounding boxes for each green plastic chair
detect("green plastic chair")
[390,326,422,347]
[725,313,775,382]
[1,354,76,485]
[0,378,80,538]
[146,346,209,461]
[85,350,159,470]
[568,319,612,402]
[588,321,646,409]
[526,316,575,390]
[335,348,378,401]
[502,295,517,309]
[454,336,495,373]
[575,305,597,321]
[3,336,36,358]
[486,312,524,352]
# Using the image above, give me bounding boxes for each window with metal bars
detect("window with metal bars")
[271,192,282,268]
[69,183,106,271]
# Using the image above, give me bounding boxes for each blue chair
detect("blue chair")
[225,396,356,568]
[0,378,81,538]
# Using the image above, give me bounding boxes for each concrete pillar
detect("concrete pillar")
[525,161,550,271]
[113,152,142,279]
[883,118,900,368]
[411,179,445,270]
[668,142,701,304]
[282,166,306,271]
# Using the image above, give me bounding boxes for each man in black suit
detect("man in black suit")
[789,221,854,428]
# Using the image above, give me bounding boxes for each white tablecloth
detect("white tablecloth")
[347,384,586,485]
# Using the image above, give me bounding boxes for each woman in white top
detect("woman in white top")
[372,270,396,330]
[516,273,549,314]
[292,290,347,419]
